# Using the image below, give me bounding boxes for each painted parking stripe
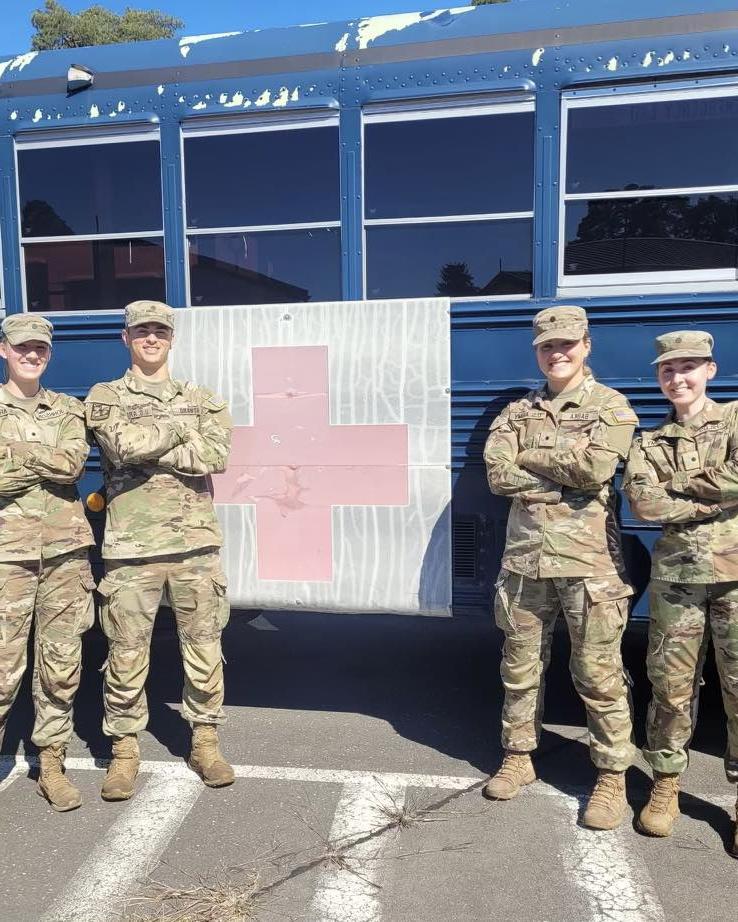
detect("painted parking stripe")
[1,754,482,791]
[5,755,723,922]
[560,793,665,922]
[0,765,21,794]
[308,778,406,922]
[40,772,202,922]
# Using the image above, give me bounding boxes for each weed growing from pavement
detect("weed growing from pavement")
[371,779,439,829]
[120,857,275,921]
[117,778,484,920]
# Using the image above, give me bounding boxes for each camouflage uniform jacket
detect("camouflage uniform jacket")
[484,375,637,580]
[623,398,738,583]
[85,370,231,560]
[0,386,93,561]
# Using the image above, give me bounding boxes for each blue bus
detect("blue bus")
[2,0,738,616]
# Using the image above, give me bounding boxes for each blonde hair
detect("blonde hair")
[583,332,593,377]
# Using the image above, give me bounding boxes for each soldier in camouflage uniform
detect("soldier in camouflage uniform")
[85,300,233,801]
[483,306,637,830]
[0,314,94,812]
[623,331,738,851]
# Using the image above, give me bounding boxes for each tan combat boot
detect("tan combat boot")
[37,744,82,812]
[188,724,235,787]
[101,734,140,801]
[482,751,536,800]
[637,772,680,837]
[582,770,627,830]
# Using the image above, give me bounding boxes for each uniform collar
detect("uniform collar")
[123,369,182,401]
[0,384,55,410]
[659,398,724,437]
[533,373,594,410]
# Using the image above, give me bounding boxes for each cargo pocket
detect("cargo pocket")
[493,568,515,633]
[582,577,632,645]
[76,566,97,635]
[212,571,230,630]
[95,574,120,640]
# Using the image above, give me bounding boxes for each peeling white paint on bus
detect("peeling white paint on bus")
[0,52,39,78]
[223,91,245,108]
[354,8,474,51]
[179,31,241,58]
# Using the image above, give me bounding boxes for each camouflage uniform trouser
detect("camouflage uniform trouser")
[645,580,738,782]
[494,570,635,771]
[0,550,94,747]
[98,548,229,737]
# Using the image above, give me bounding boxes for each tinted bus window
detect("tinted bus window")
[364,106,534,299]
[188,229,341,305]
[366,219,532,300]
[16,133,164,312]
[183,121,341,305]
[25,239,165,312]
[18,141,162,236]
[365,111,534,219]
[566,96,738,195]
[185,126,339,228]
[562,90,738,286]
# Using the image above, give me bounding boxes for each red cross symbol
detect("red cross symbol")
[212,346,409,581]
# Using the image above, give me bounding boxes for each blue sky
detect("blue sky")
[3,1,446,55]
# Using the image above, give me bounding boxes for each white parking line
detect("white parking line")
[560,793,665,922]
[308,778,405,922]
[0,765,21,794]
[40,773,203,922]
[0,754,483,791]
[7,757,731,922]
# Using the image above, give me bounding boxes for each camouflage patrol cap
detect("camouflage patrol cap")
[532,305,588,346]
[1,314,53,346]
[124,300,175,330]
[651,330,714,365]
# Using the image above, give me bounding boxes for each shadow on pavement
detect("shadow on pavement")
[1,610,730,823]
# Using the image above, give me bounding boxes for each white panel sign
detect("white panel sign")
[172,299,451,614]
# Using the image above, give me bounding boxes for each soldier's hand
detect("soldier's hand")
[4,441,33,461]
[519,489,561,506]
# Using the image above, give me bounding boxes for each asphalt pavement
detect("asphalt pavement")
[1,609,736,922]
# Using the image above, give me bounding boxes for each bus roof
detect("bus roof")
[2,0,735,87]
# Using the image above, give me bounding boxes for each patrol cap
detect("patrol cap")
[1,314,53,346]
[124,300,175,330]
[532,305,588,346]
[651,330,714,365]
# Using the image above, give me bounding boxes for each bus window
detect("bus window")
[561,88,738,289]
[363,103,534,300]
[183,118,341,305]
[16,130,165,312]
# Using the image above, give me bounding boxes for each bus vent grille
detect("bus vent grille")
[453,518,478,580]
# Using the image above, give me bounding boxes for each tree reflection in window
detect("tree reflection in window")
[563,90,738,283]
[565,193,738,275]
